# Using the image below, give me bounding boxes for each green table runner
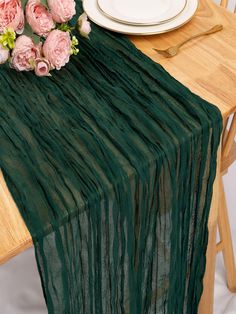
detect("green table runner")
[0,3,222,313]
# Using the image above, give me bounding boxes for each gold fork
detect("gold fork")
[153,24,223,58]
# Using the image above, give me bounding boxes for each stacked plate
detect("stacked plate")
[83,0,199,35]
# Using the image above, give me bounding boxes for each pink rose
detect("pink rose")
[0,0,24,34]
[43,30,71,70]
[26,0,55,37]
[0,44,9,64]
[47,0,76,23]
[11,35,41,71]
[35,58,51,76]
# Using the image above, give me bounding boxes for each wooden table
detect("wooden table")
[0,0,236,312]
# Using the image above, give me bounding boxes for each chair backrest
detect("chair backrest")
[219,0,236,13]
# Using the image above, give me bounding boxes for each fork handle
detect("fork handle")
[177,24,223,49]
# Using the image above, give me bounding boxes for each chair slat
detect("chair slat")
[219,0,236,13]
[220,0,229,8]
[222,113,236,158]
[221,138,236,172]
[222,116,229,147]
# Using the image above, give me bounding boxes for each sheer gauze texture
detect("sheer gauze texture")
[0,2,222,313]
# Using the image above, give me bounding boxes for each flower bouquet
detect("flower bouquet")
[0,0,91,76]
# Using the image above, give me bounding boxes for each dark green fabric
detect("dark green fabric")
[0,3,222,313]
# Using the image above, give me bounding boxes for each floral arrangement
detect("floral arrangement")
[0,0,91,76]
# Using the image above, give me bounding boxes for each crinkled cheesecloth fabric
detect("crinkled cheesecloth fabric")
[0,3,222,313]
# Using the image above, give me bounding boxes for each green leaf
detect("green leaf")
[41,0,48,8]
[21,0,48,8]
[22,23,41,44]
[21,0,28,9]
[22,23,34,37]
[32,34,41,44]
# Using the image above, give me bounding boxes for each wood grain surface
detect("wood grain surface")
[130,0,236,119]
[0,171,32,264]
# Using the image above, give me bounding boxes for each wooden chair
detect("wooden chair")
[217,115,236,292]
[220,0,236,13]
[214,0,236,293]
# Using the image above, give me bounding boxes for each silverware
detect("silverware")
[153,24,223,58]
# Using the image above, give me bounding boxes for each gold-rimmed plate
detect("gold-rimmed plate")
[97,0,187,26]
[83,0,198,36]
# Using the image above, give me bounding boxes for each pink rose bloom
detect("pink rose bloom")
[26,0,55,37]
[78,13,91,38]
[0,44,9,64]
[35,58,51,76]
[43,30,71,70]
[47,0,76,23]
[11,35,41,71]
[0,0,24,34]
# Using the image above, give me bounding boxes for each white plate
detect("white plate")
[83,0,198,35]
[97,0,187,26]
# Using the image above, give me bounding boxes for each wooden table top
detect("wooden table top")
[1,0,236,265]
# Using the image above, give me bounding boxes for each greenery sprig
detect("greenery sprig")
[0,28,16,50]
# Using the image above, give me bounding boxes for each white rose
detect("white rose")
[0,44,9,64]
[78,13,91,38]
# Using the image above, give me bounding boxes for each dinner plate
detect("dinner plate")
[83,0,198,36]
[97,0,187,26]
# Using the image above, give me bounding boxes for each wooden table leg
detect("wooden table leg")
[198,145,221,314]
[218,177,236,292]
